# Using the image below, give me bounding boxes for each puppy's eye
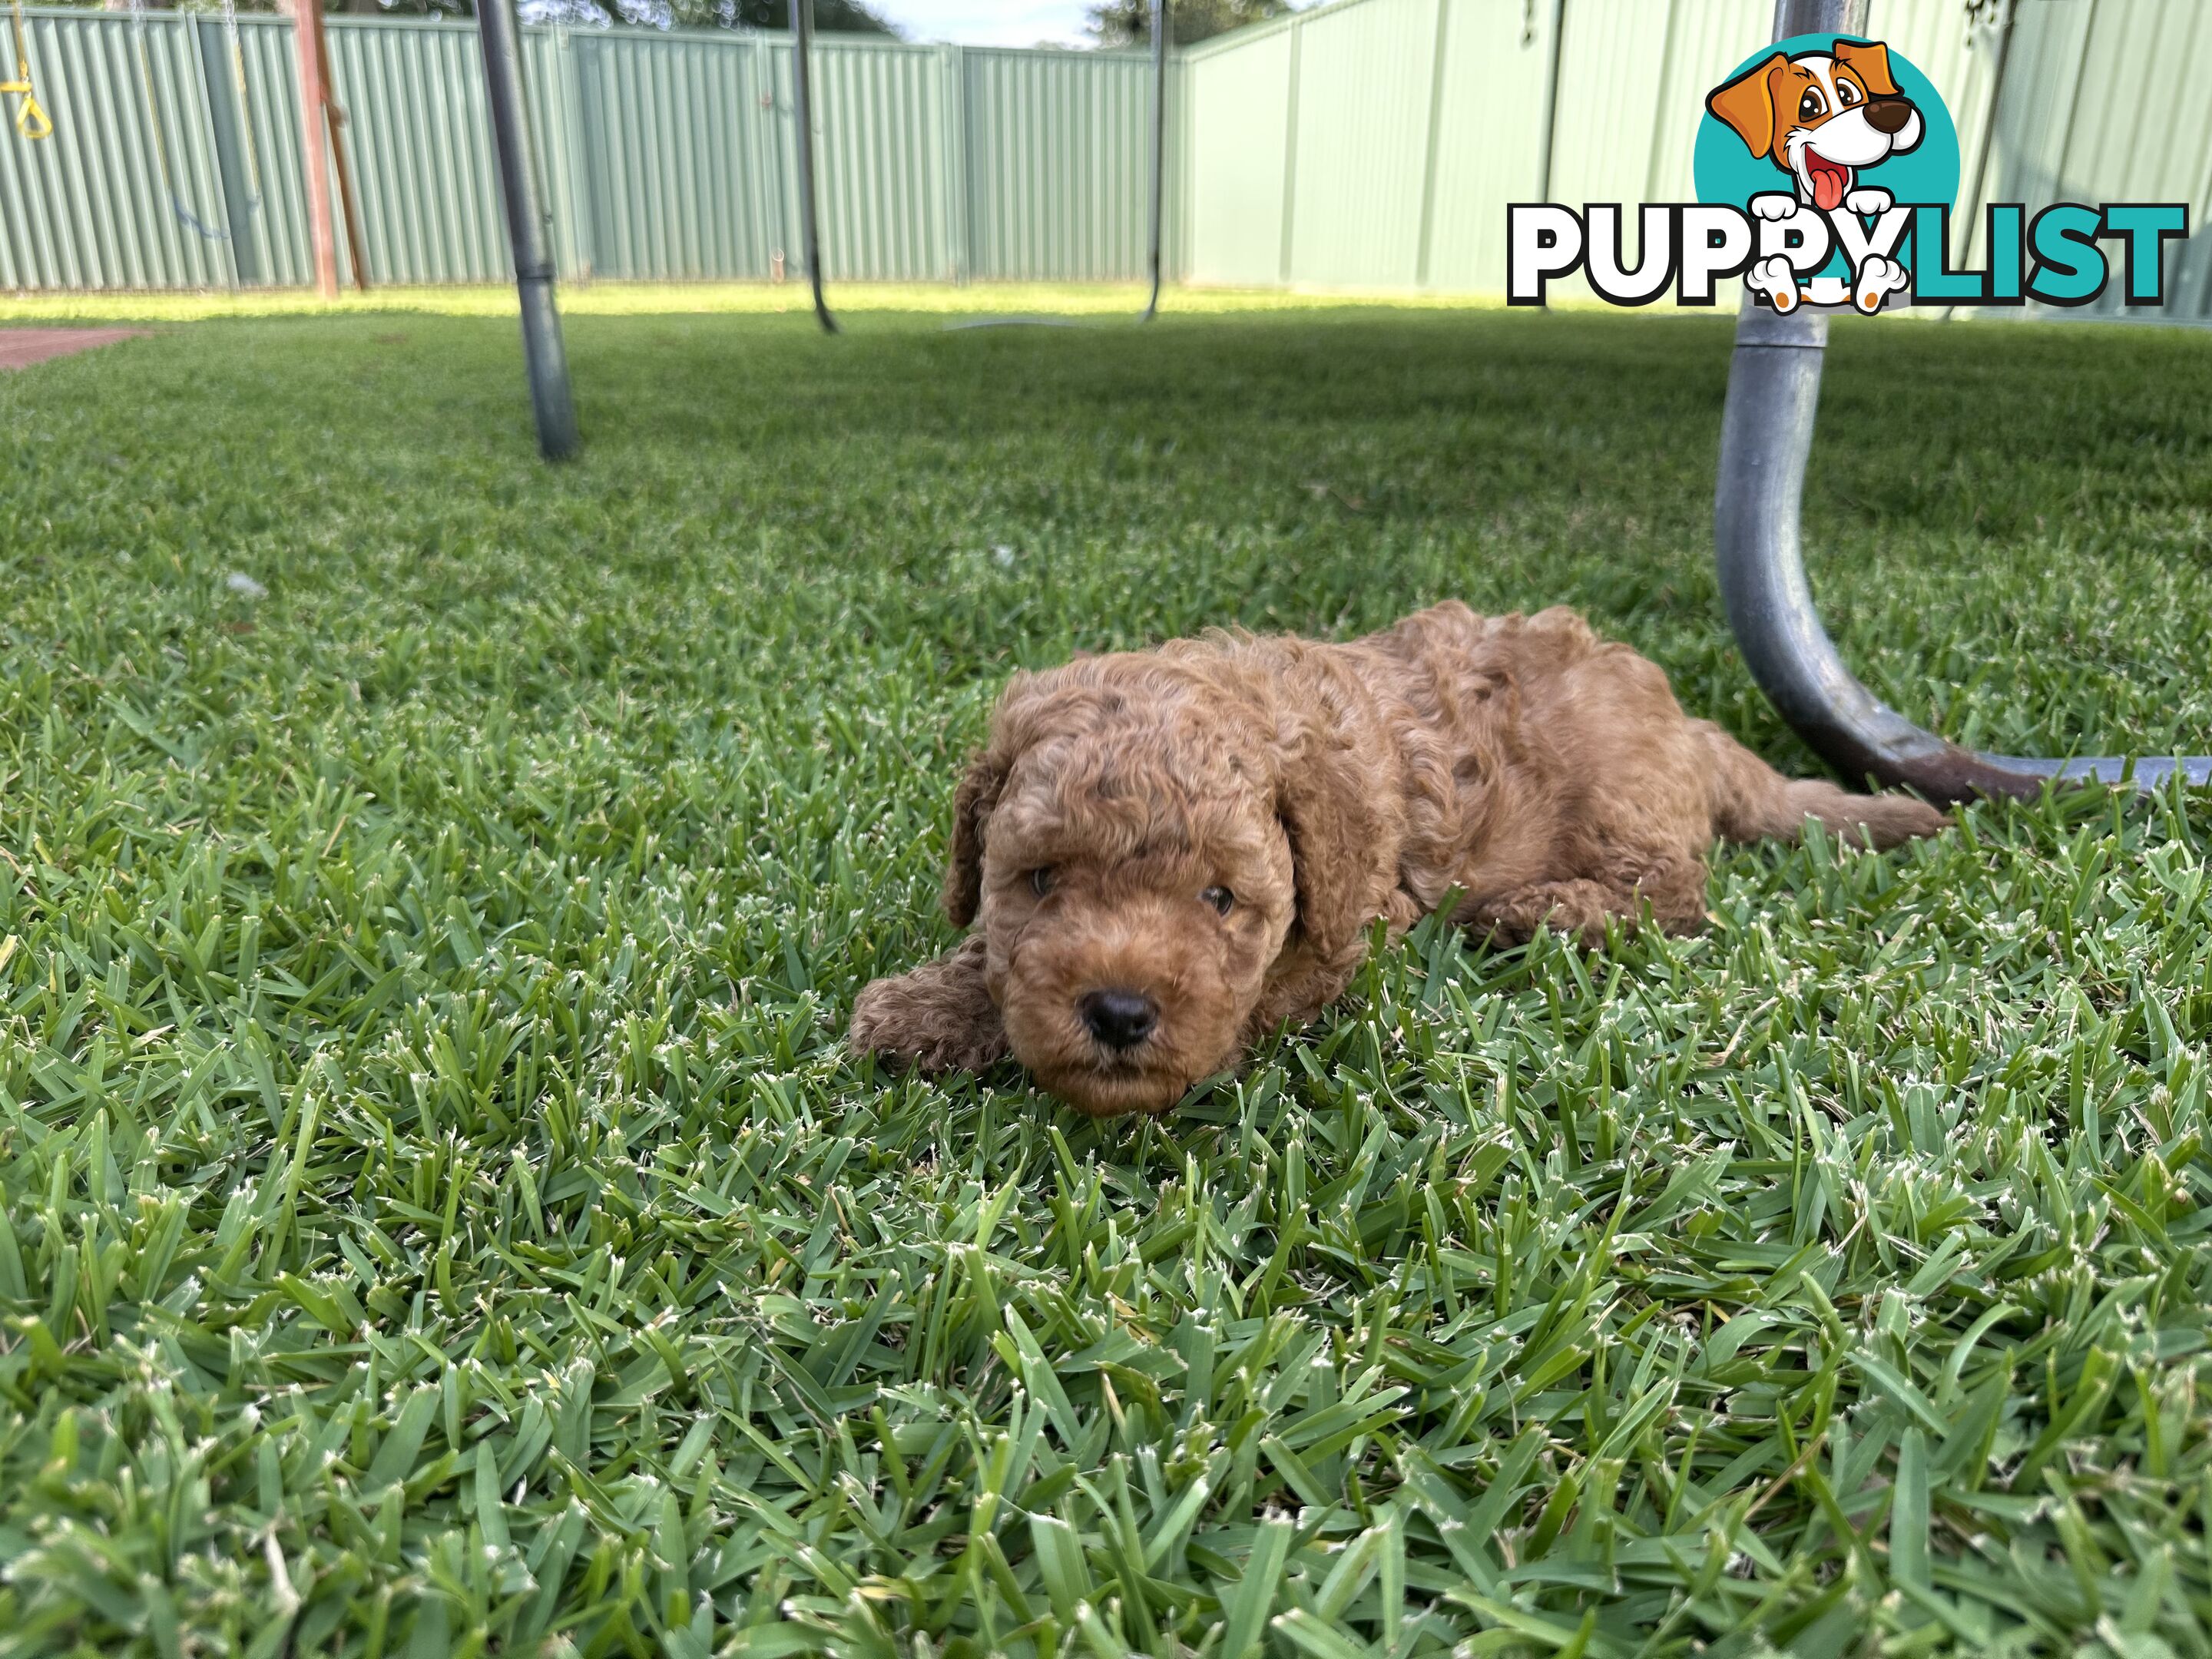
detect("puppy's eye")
[1028,867,1055,897]
[1836,80,1860,106]
[1799,88,1826,120]
[1201,886,1234,917]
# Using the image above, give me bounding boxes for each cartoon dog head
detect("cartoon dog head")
[1707,39,1923,213]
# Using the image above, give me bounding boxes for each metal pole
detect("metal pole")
[1139,0,1167,322]
[1712,0,2209,799]
[477,0,578,460]
[289,0,337,299]
[1773,0,1866,36]
[790,0,838,335]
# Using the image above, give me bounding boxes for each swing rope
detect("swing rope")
[131,0,230,240]
[219,0,262,213]
[2,0,52,140]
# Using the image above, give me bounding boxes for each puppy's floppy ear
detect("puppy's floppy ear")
[1272,714,1389,969]
[1707,51,1789,159]
[1833,38,1899,97]
[941,668,1058,927]
[941,749,1005,927]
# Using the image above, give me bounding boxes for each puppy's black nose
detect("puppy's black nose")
[1079,988,1158,1051]
[1865,97,1913,134]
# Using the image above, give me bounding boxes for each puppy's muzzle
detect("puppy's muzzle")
[1078,988,1158,1051]
[1864,96,1914,135]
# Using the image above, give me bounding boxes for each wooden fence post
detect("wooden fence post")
[290,0,337,296]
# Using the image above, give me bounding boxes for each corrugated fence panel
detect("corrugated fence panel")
[521,29,588,283]
[328,18,505,285]
[1980,0,2091,214]
[119,12,233,286]
[965,47,1152,283]
[2,0,2208,320]
[1285,0,1438,290]
[1167,54,1193,281]
[0,8,235,288]
[1184,20,1293,286]
[572,30,773,281]
[1538,0,1678,305]
[813,39,948,282]
[1968,0,2212,324]
[231,14,312,286]
[2041,0,2212,321]
[1545,0,1676,211]
[1421,0,1555,294]
[0,11,1151,291]
[1861,0,2002,281]
[1180,0,2212,322]
[2144,8,2212,319]
[1559,0,1766,306]
[1641,0,1769,204]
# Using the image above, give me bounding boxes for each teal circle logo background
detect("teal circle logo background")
[1692,34,1960,276]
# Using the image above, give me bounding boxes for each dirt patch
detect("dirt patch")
[0,327,149,370]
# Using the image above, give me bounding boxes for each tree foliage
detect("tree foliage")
[136,0,901,30]
[1087,0,1290,48]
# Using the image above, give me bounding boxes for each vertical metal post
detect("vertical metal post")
[289,0,337,298]
[1773,0,1867,38]
[1530,0,1568,307]
[1140,0,1168,321]
[1532,0,1566,210]
[478,0,578,459]
[790,0,837,334]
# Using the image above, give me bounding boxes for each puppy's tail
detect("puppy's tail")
[1697,720,1952,849]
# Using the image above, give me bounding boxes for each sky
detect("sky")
[871,0,1097,48]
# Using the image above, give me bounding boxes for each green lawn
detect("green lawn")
[0,281,1488,325]
[2,303,2209,1658]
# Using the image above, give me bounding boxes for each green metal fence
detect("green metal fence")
[0,10,568,288]
[0,9,1168,290]
[1966,0,2212,321]
[1182,0,2212,323]
[0,0,2207,321]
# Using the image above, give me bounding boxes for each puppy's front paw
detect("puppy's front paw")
[1748,254,1801,312]
[1853,253,1908,313]
[1750,192,1801,223]
[1843,186,1892,217]
[849,935,1009,1076]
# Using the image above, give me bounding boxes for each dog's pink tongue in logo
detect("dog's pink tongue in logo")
[1806,154,1848,211]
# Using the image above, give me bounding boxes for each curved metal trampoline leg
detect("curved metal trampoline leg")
[1712,2,2209,803]
[792,0,837,336]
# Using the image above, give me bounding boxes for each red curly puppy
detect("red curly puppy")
[851,602,1947,1116]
